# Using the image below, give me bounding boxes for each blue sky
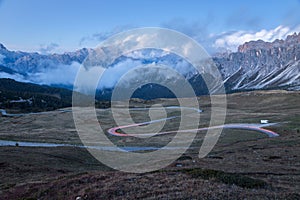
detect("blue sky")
[1,0,300,53]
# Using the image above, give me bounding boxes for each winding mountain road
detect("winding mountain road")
[108,107,279,138]
[0,107,279,151]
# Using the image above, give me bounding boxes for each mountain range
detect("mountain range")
[215,32,300,91]
[0,32,300,100]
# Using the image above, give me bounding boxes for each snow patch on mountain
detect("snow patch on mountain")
[213,25,300,52]
[216,32,300,91]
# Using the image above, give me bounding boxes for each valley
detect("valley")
[1,1,300,199]
[0,90,299,199]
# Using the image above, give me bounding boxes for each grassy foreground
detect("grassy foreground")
[0,90,299,199]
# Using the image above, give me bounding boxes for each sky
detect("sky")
[1,0,300,54]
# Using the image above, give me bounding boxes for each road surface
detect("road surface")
[108,107,279,137]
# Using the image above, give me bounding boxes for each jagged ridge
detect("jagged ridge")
[0,32,300,98]
[214,32,300,91]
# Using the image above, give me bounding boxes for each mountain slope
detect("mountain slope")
[214,32,300,91]
[0,78,74,112]
[0,32,300,99]
[0,44,89,73]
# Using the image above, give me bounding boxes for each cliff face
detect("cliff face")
[213,32,300,91]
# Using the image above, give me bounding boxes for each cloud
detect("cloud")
[212,25,300,52]
[74,46,196,93]
[38,43,59,55]
[160,17,235,54]
[282,6,300,26]
[98,59,143,89]
[28,62,81,86]
[160,18,300,54]
[79,25,136,47]
[96,50,195,90]
[77,17,222,55]
[161,18,211,39]
[161,17,214,49]
[225,7,262,29]
[0,60,81,87]
[0,72,27,82]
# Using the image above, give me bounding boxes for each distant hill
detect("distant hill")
[0,78,74,112]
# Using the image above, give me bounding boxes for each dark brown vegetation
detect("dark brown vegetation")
[0,90,299,199]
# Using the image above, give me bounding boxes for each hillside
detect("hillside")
[0,78,74,112]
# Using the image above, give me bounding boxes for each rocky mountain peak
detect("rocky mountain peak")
[1,31,300,94]
[238,40,272,53]
[215,31,300,91]
[0,43,7,51]
[237,32,300,53]
[285,32,300,45]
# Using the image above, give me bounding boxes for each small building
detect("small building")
[260,120,269,124]
[175,163,183,167]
